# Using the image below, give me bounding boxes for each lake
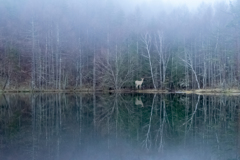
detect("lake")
[0,93,239,160]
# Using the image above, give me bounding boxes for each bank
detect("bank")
[1,88,240,94]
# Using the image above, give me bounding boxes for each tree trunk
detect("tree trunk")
[31,20,36,90]
[142,32,157,89]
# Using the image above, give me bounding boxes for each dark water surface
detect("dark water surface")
[0,93,239,160]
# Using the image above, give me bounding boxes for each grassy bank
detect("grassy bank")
[134,88,240,94]
[0,88,99,93]
[1,88,240,94]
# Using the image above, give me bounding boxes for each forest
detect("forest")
[0,0,240,91]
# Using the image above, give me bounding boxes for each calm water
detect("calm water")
[0,93,239,160]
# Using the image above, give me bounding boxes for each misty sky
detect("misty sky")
[135,0,230,9]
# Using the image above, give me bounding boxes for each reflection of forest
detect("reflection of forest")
[0,93,239,160]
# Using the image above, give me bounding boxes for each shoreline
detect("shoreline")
[1,88,240,94]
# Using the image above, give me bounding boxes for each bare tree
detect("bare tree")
[142,32,157,89]
[154,31,170,89]
[31,20,36,90]
[96,44,134,90]
[180,47,200,90]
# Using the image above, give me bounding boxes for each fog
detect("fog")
[1,1,240,159]
[0,0,238,91]
[162,0,228,8]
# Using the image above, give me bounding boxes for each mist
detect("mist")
[0,0,237,91]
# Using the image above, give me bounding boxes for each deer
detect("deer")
[135,97,144,107]
[135,78,144,89]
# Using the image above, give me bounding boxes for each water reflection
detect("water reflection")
[135,96,144,107]
[0,93,239,160]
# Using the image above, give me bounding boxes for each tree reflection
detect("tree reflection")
[0,93,239,159]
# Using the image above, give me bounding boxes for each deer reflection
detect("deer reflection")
[135,97,144,107]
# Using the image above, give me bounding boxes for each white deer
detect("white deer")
[135,78,144,89]
[135,97,144,107]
